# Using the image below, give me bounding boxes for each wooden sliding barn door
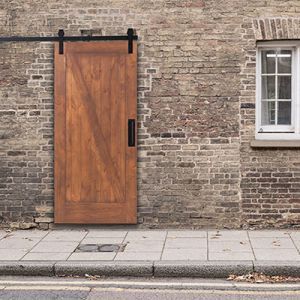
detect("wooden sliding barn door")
[54,41,137,224]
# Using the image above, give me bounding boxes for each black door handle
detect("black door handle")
[128,119,135,147]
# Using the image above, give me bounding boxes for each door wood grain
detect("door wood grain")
[54,41,137,224]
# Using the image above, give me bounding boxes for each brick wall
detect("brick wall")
[240,17,300,228]
[0,0,299,229]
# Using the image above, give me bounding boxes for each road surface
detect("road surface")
[0,276,299,299]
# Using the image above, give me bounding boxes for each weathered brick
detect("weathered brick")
[7,151,26,156]
[1,1,299,230]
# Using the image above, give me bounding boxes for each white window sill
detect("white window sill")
[250,140,300,148]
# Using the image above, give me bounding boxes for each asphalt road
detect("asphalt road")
[88,289,300,300]
[0,276,299,300]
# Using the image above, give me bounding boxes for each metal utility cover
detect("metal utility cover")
[75,244,123,253]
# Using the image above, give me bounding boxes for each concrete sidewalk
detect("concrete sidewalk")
[0,229,299,278]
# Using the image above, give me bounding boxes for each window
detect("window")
[256,41,300,140]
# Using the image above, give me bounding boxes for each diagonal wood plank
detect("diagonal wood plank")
[55,41,137,224]
[68,54,125,202]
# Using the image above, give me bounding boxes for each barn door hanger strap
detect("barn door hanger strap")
[0,28,138,55]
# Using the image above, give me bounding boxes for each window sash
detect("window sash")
[258,125,294,133]
[256,46,296,137]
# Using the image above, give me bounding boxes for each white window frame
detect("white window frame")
[256,41,300,140]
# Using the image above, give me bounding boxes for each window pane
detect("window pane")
[278,76,291,99]
[262,50,276,74]
[278,101,291,125]
[261,76,275,99]
[278,50,292,74]
[261,101,276,125]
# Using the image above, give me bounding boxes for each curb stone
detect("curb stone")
[154,261,254,278]
[253,261,300,277]
[0,261,299,278]
[54,261,153,277]
[0,262,54,276]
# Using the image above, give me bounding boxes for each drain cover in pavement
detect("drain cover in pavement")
[75,244,124,253]
[76,244,99,252]
[99,244,120,252]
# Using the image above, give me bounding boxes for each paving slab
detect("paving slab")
[4,230,48,239]
[124,231,166,241]
[42,230,87,242]
[161,248,207,260]
[250,237,295,249]
[0,229,298,278]
[115,251,161,261]
[22,252,70,261]
[0,231,6,240]
[209,251,255,261]
[85,230,128,238]
[290,238,300,251]
[248,231,290,238]
[80,237,124,244]
[0,249,27,260]
[30,241,78,253]
[0,237,40,250]
[254,248,300,260]
[290,231,300,240]
[208,231,248,241]
[209,240,252,252]
[68,252,116,261]
[165,238,207,249]
[167,231,207,238]
[124,240,164,252]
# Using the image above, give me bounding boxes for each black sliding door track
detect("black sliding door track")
[0,28,137,54]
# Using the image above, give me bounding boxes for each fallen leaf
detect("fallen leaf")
[222,248,231,252]
[210,232,222,239]
[272,240,281,247]
[227,272,300,283]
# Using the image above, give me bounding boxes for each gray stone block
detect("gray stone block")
[0,261,55,276]
[54,261,154,277]
[154,261,253,278]
[253,261,300,277]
